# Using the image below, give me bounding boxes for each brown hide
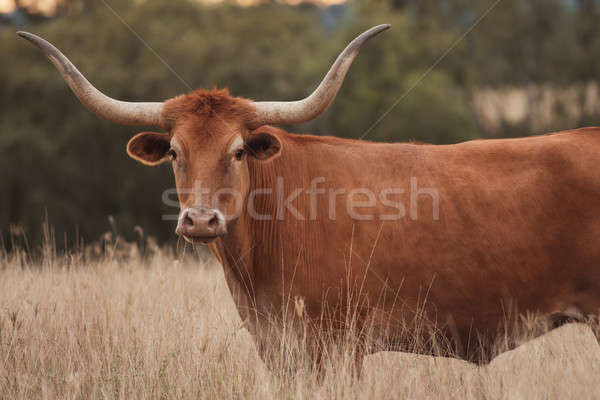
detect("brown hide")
[207,124,600,361]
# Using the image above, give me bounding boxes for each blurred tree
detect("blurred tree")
[3,0,600,247]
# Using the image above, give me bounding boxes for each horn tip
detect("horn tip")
[17,31,57,58]
[349,24,389,49]
[354,24,390,44]
[16,31,39,44]
[372,24,391,34]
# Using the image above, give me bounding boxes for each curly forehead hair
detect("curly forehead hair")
[160,88,258,130]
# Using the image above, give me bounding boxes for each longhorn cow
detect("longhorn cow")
[18,25,600,371]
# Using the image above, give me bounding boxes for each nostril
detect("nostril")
[207,214,219,228]
[183,214,194,228]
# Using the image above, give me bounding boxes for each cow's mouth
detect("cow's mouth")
[183,235,220,245]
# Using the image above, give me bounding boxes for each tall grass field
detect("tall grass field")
[1,230,600,399]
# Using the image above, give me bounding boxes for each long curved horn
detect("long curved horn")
[17,32,162,126]
[252,24,389,127]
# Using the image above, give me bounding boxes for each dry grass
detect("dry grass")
[1,239,600,399]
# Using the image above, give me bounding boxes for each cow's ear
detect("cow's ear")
[127,132,170,166]
[245,130,281,162]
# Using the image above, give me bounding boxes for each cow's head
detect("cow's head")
[18,25,389,243]
[126,90,284,243]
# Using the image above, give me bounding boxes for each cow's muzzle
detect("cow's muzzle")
[175,207,227,244]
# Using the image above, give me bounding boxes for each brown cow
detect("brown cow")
[19,25,600,371]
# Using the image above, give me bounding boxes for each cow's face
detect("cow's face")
[126,91,281,244]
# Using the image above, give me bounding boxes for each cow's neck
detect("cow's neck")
[209,133,336,308]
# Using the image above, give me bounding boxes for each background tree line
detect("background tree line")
[2,0,600,247]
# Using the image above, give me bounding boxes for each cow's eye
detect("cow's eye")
[166,149,177,161]
[234,148,245,161]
